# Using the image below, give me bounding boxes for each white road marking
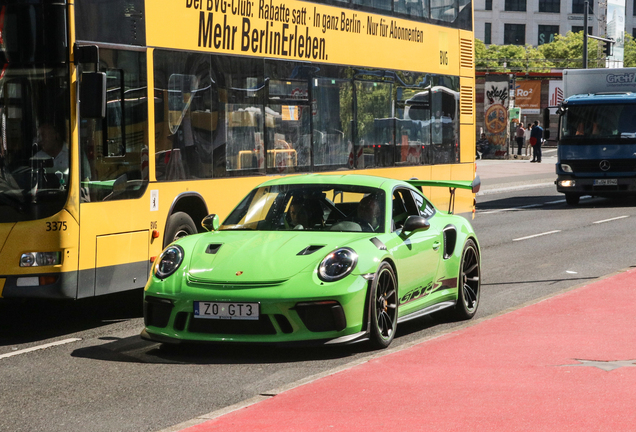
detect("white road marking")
[0,338,82,360]
[480,204,543,214]
[593,215,629,224]
[476,182,555,196]
[513,230,561,242]
[478,195,592,214]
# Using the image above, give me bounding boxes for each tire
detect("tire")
[565,194,580,206]
[164,212,198,247]
[369,262,398,349]
[452,239,480,321]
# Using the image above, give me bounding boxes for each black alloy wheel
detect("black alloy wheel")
[369,262,398,349]
[454,239,480,320]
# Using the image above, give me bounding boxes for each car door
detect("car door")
[385,188,443,317]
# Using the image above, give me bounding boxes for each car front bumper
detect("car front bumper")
[142,272,371,345]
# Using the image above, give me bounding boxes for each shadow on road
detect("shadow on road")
[69,311,461,366]
[477,193,636,212]
[0,289,144,346]
[70,333,375,365]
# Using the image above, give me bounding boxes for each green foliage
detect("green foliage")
[625,34,636,67]
[475,31,620,72]
[537,31,601,68]
[474,39,551,72]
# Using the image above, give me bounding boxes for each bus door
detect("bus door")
[76,48,150,297]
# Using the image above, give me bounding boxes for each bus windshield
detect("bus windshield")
[0,2,70,222]
[561,104,636,141]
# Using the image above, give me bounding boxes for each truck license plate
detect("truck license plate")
[593,179,617,186]
[194,302,259,320]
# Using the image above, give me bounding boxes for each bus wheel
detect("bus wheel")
[164,212,197,247]
[565,194,580,206]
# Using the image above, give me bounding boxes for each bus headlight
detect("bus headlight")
[558,180,576,187]
[560,164,573,173]
[154,245,184,279]
[20,252,62,267]
[318,248,358,282]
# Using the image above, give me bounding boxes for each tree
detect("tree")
[474,39,552,72]
[475,31,620,72]
[624,33,636,67]
[537,31,601,68]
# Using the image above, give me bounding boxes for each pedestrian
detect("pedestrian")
[515,123,525,156]
[525,123,532,157]
[530,120,543,163]
[476,133,490,159]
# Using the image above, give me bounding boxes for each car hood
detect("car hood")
[186,231,367,284]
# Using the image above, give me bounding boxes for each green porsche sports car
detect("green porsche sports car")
[142,174,481,349]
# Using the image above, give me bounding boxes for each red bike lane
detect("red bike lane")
[180,267,636,432]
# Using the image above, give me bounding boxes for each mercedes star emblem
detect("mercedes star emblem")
[599,160,611,171]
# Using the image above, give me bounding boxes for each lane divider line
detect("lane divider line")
[593,215,629,224]
[0,338,82,360]
[476,182,555,196]
[478,195,593,214]
[480,203,542,214]
[513,230,561,242]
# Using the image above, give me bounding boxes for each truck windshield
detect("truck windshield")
[0,2,70,223]
[561,104,636,140]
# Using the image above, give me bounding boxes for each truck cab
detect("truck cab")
[556,69,636,205]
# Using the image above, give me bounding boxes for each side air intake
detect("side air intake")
[297,245,325,256]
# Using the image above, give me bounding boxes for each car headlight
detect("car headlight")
[154,245,184,279]
[318,248,358,282]
[561,164,573,173]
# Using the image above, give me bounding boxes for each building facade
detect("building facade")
[475,0,635,47]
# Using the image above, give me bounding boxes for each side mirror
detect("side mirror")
[544,129,551,140]
[80,72,107,119]
[402,215,430,233]
[543,107,550,129]
[202,214,220,232]
[472,176,481,194]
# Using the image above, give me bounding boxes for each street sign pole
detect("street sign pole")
[583,1,588,69]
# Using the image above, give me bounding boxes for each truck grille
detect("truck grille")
[564,159,636,173]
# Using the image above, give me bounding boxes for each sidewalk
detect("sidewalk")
[172,266,636,432]
[476,150,557,194]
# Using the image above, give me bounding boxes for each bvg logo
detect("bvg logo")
[607,73,636,84]
[438,32,449,69]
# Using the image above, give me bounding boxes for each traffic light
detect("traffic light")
[604,40,613,57]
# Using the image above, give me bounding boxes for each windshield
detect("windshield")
[560,104,636,141]
[222,184,386,233]
[0,2,70,223]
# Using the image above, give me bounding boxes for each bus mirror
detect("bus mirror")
[75,44,99,66]
[543,107,550,129]
[202,214,220,232]
[80,72,107,119]
[544,129,550,140]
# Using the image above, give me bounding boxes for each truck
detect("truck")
[555,68,636,205]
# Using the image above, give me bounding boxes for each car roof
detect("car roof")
[257,174,412,191]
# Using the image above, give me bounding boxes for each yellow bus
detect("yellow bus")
[0,0,475,300]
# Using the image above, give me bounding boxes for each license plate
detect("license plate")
[194,301,259,320]
[594,179,618,186]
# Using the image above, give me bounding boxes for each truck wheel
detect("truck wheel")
[565,194,580,206]
[164,212,197,247]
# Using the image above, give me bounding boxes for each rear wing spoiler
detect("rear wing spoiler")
[406,176,481,215]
